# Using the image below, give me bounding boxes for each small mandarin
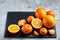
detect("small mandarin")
[47,10,54,16]
[39,28,47,35]
[21,24,32,34]
[27,16,34,23]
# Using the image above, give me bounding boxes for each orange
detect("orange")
[39,28,47,35]
[31,18,42,29]
[48,29,55,35]
[27,16,34,23]
[35,8,46,20]
[21,24,32,34]
[43,15,56,28]
[47,10,54,16]
[33,31,39,36]
[8,24,20,34]
[18,19,26,26]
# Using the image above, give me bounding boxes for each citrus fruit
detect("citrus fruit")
[31,18,42,29]
[48,29,55,35]
[33,31,39,36]
[47,10,54,16]
[21,24,32,34]
[43,15,56,28]
[39,28,47,35]
[18,19,26,26]
[8,24,20,34]
[27,16,34,23]
[35,8,46,20]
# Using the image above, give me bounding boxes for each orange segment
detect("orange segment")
[18,19,26,26]
[33,31,39,36]
[8,24,20,34]
[31,18,42,29]
[48,29,55,35]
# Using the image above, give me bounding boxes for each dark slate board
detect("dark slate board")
[4,12,56,38]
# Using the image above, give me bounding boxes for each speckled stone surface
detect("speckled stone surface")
[0,0,60,40]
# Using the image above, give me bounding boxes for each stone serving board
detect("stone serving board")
[4,12,56,38]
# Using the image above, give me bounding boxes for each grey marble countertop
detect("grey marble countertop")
[0,0,60,40]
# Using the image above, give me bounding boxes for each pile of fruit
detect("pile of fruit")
[8,8,56,36]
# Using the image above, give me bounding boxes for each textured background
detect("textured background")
[0,0,60,40]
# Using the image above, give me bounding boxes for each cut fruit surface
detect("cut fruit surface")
[31,18,42,29]
[8,24,20,34]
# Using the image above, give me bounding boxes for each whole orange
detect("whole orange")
[35,8,46,20]
[27,16,34,23]
[43,15,56,28]
[21,24,32,34]
[47,10,54,16]
[39,28,47,35]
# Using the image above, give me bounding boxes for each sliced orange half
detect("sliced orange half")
[31,18,42,29]
[8,24,20,34]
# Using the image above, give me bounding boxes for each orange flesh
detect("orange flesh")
[9,26,18,32]
[8,24,20,33]
[33,19,42,27]
[31,18,42,29]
